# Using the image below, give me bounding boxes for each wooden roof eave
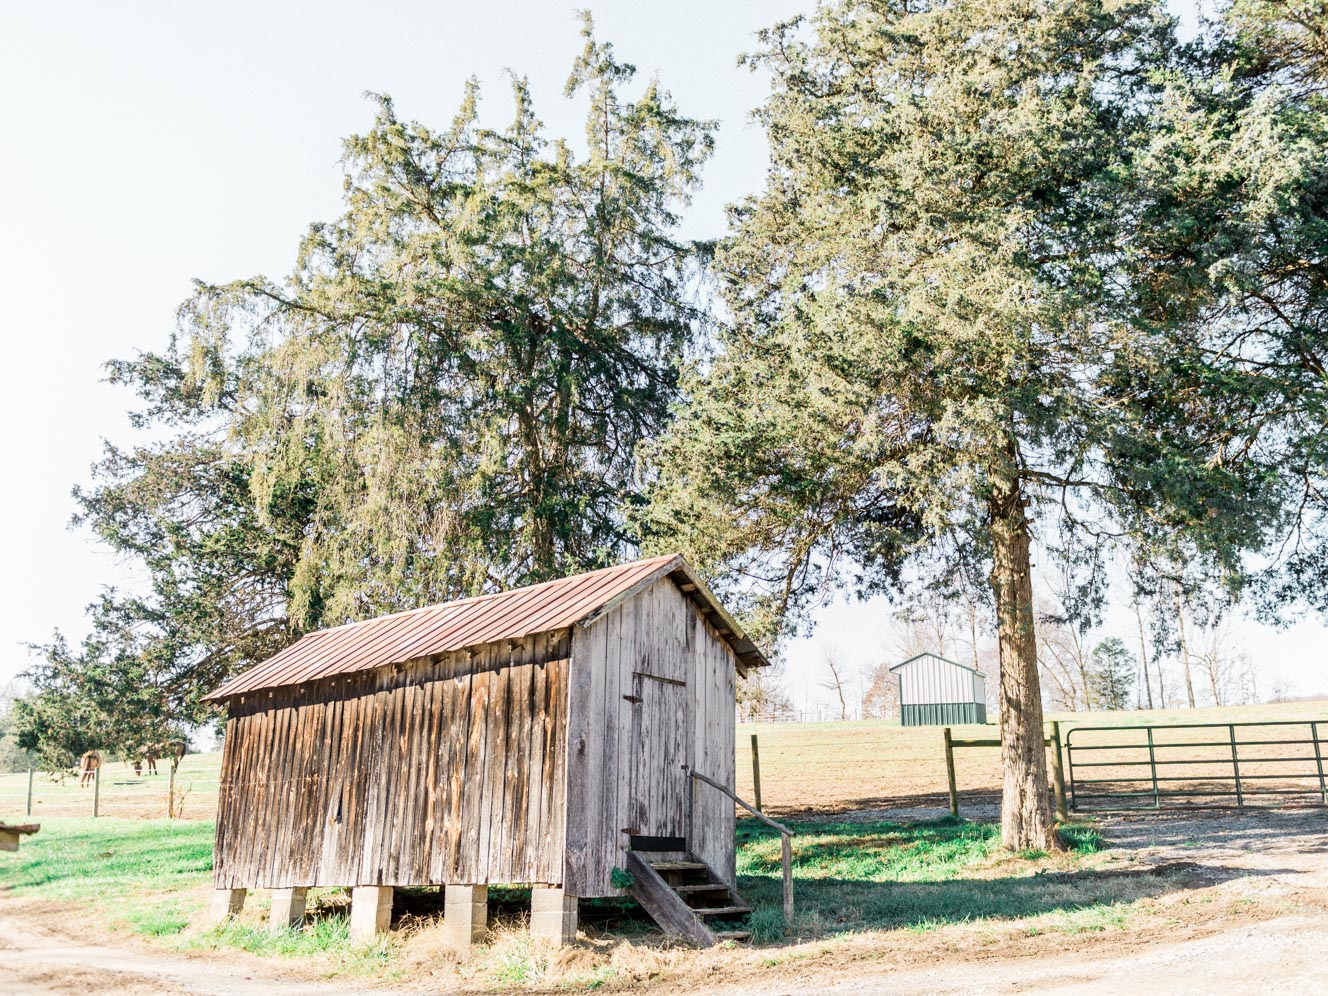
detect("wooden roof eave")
[576,556,770,677]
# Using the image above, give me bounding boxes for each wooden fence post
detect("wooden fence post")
[750,734,763,812]
[26,766,34,817]
[781,832,793,932]
[1049,721,1068,823]
[92,765,101,818]
[943,727,958,817]
[168,762,177,819]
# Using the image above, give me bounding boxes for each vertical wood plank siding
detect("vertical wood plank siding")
[214,631,569,890]
[564,578,737,896]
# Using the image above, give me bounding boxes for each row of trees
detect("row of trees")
[17,3,1328,849]
[760,578,1283,726]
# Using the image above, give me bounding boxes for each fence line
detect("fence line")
[0,760,221,821]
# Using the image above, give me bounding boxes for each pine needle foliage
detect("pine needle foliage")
[22,16,715,758]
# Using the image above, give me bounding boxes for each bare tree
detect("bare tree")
[821,647,851,721]
[1171,584,1199,708]
[1036,599,1095,711]
[861,661,900,719]
[736,666,794,722]
[1191,620,1261,707]
[1131,598,1155,710]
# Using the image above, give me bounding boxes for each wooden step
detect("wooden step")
[674,883,729,894]
[627,851,718,947]
[693,905,752,917]
[715,930,752,942]
[650,860,708,872]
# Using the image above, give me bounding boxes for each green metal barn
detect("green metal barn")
[890,652,987,726]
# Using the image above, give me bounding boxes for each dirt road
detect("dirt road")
[698,913,1328,995]
[0,915,338,996]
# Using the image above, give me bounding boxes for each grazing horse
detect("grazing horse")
[143,740,187,775]
[78,750,101,788]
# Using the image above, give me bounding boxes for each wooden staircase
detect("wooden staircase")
[625,850,752,946]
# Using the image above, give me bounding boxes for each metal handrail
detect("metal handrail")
[687,768,795,931]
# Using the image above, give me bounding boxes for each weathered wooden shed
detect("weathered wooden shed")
[890,652,987,726]
[203,554,767,946]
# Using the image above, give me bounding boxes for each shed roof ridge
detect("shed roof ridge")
[889,651,981,674]
[303,552,682,638]
[202,551,766,701]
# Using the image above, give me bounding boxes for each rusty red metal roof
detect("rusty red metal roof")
[205,554,767,700]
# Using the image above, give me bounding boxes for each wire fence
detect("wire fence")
[0,756,221,822]
[10,714,1318,825]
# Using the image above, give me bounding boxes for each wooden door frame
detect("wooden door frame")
[627,672,691,842]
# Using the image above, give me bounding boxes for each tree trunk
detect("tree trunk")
[987,444,1059,851]
[1076,642,1093,713]
[1133,599,1154,710]
[1172,585,1197,708]
[1206,652,1223,707]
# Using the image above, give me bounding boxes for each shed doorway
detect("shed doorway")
[629,673,689,846]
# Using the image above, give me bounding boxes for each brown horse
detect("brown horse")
[78,750,101,788]
[142,740,186,775]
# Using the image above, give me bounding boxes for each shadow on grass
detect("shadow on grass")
[729,813,1297,943]
[736,860,1287,940]
[769,789,1005,819]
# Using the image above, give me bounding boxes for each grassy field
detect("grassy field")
[0,750,222,822]
[5,706,1318,989]
[735,699,1328,814]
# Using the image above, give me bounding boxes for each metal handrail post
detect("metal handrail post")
[689,769,795,932]
[750,734,763,812]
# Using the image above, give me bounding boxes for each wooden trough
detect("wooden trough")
[203,554,768,946]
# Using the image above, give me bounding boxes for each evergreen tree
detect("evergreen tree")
[1088,638,1135,712]
[641,0,1302,849]
[23,17,714,758]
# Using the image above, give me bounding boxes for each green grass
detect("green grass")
[4,810,1159,979]
[2,816,214,901]
[0,751,223,822]
[734,814,1158,940]
[123,902,194,936]
[738,815,1004,885]
[182,915,396,974]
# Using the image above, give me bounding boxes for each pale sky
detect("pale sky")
[5,1,1319,708]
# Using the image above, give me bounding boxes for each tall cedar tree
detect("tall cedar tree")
[641,0,1310,849]
[22,19,713,765]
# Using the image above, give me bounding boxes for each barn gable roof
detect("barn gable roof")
[204,554,767,701]
[888,651,983,676]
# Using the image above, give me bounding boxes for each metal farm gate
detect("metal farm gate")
[1066,720,1328,812]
